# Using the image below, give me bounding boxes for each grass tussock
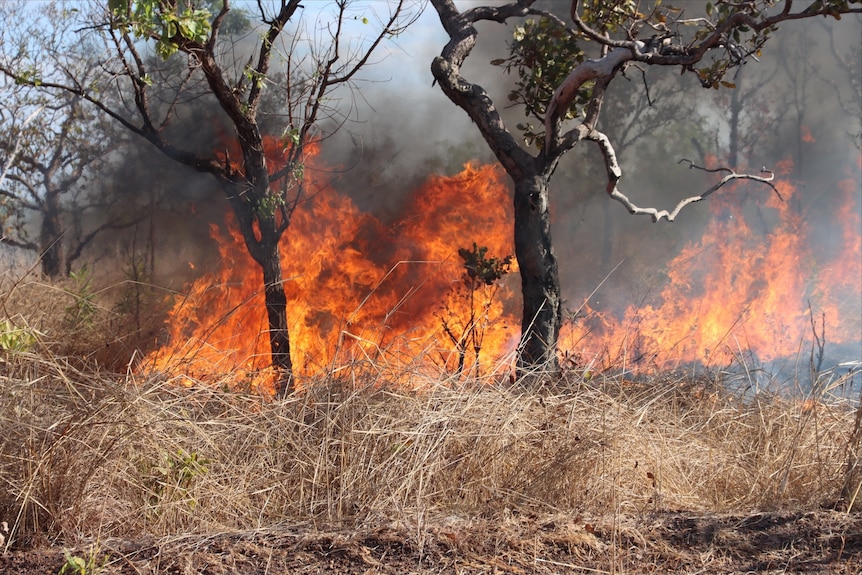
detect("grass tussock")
[1,273,859,559]
[0,349,858,550]
[0,270,169,372]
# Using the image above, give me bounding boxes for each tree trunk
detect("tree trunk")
[257,238,293,396]
[513,173,561,374]
[226,180,295,396]
[39,198,65,278]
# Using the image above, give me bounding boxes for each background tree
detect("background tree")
[1,0,420,395]
[0,3,134,278]
[430,0,861,376]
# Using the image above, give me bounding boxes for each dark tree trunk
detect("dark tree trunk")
[225,178,294,396]
[258,238,293,396]
[39,197,65,278]
[513,173,561,373]
[428,0,564,380]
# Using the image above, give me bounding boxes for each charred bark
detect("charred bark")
[258,240,293,396]
[513,174,561,372]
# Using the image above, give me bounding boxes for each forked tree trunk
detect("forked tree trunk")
[227,180,294,397]
[513,173,561,373]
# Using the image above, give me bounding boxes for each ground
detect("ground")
[1,510,859,574]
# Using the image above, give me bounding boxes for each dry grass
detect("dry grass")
[0,275,859,558]
[0,270,169,371]
[1,353,858,548]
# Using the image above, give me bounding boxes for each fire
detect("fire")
[563,159,862,372]
[145,137,861,389]
[144,142,518,390]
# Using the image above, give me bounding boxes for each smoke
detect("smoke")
[313,5,862,367]
[74,2,860,368]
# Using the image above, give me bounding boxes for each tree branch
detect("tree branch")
[0,235,37,251]
[544,45,634,152]
[430,0,536,180]
[0,105,43,191]
[247,0,303,115]
[588,127,779,222]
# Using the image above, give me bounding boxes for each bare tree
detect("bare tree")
[813,18,862,150]
[0,90,131,278]
[430,0,861,376]
[1,0,420,394]
[0,3,137,278]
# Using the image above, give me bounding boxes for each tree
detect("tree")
[429,0,861,376]
[0,89,139,278]
[1,0,419,395]
[0,3,134,278]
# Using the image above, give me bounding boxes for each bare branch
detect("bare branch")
[328,0,418,87]
[544,46,633,152]
[247,0,303,114]
[0,235,37,251]
[66,213,149,265]
[207,0,231,52]
[588,128,779,222]
[0,105,43,191]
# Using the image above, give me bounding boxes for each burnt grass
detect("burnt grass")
[1,510,860,574]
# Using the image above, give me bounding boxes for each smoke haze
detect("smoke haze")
[82,2,862,373]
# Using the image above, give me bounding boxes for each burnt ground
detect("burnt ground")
[1,510,859,575]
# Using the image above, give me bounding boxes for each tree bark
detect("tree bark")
[513,173,561,372]
[429,0,565,378]
[225,179,294,396]
[257,238,293,396]
[39,192,65,278]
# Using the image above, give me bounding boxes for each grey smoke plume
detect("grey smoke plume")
[315,7,862,366]
[89,3,860,367]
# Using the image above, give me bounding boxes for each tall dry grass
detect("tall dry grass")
[0,274,859,551]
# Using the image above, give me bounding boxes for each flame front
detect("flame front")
[145,142,861,389]
[563,160,862,372]
[145,145,518,390]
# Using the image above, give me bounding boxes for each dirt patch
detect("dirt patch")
[2,510,859,574]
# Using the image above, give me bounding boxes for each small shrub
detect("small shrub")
[0,318,36,353]
[145,448,210,514]
[63,265,98,328]
[58,545,107,575]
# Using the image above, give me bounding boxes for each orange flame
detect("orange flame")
[145,140,861,389]
[145,142,518,389]
[562,160,861,372]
